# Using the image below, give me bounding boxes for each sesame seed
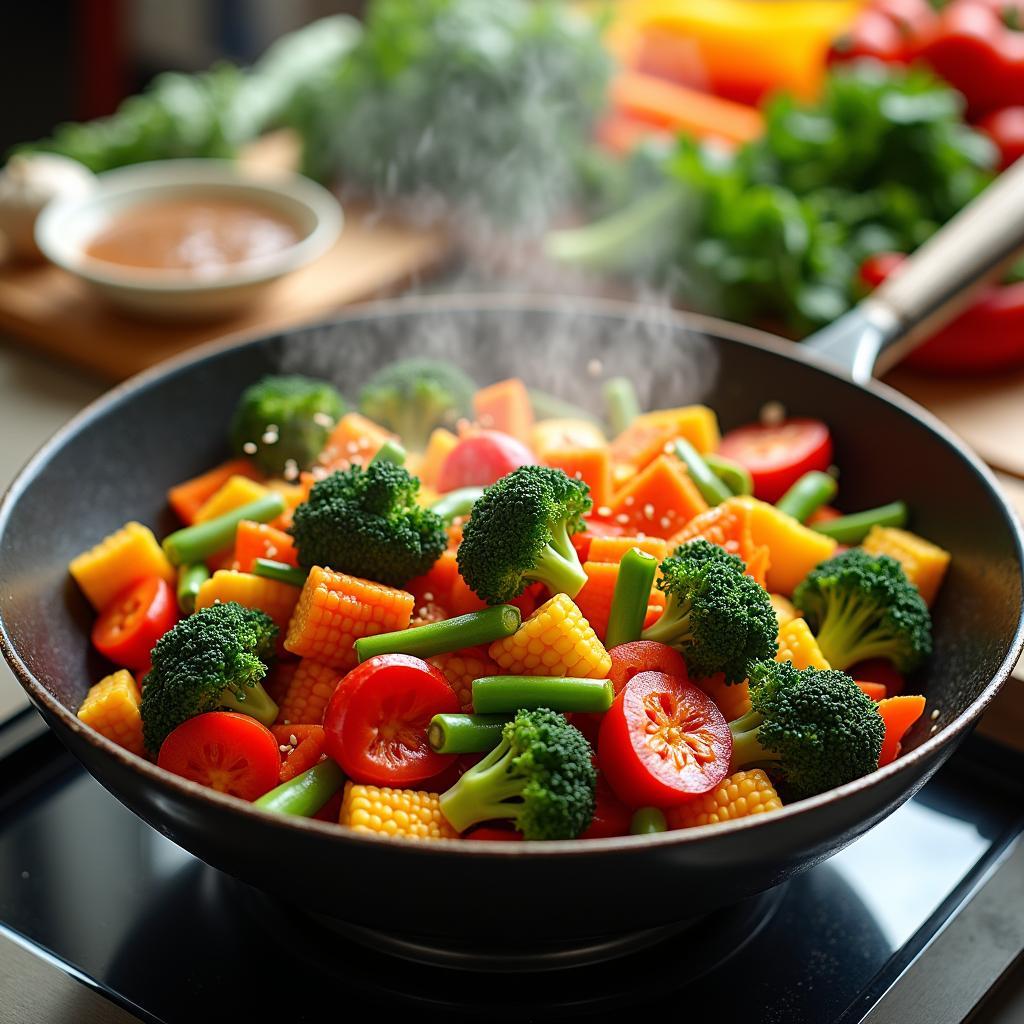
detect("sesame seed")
[616,513,630,525]
[624,496,635,507]
[423,592,434,602]
[279,744,290,753]
[261,429,279,445]
[643,503,655,519]
[930,709,940,720]
[636,531,646,540]
[760,401,786,427]
[313,412,335,428]
[242,441,258,455]
[597,506,612,518]
[289,734,298,746]
[283,459,299,481]
[930,724,938,733]
[660,517,671,529]
[586,358,603,377]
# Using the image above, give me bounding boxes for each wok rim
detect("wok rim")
[1,292,1022,857]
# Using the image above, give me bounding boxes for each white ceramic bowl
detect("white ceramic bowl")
[35,160,342,320]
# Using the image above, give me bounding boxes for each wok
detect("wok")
[1,164,1023,962]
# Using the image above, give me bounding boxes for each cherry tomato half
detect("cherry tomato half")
[608,641,689,696]
[323,654,458,786]
[157,711,281,801]
[599,671,732,808]
[91,577,177,669]
[436,430,534,493]
[718,419,833,504]
[828,9,906,64]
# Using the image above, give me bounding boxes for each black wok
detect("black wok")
[2,167,1024,958]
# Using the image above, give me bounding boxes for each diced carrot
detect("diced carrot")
[473,378,534,445]
[574,560,665,642]
[167,458,262,525]
[407,549,460,611]
[607,454,708,537]
[856,681,888,701]
[420,428,459,489]
[272,724,327,783]
[543,447,613,508]
[319,413,397,471]
[449,573,489,616]
[666,497,772,585]
[610,70,764,145]
[234,520,299,572]
[877,695,927,767]
[532,420,606,459]
[587,535,668,564]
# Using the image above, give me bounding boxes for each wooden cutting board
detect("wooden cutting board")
[0,135,453,381]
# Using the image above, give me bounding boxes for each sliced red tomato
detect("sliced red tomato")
[436,431,534,493]
[91,577,177,669]
[718,419,833,504]
[608,641,689,696]
[580,772,634,839]
[157,712,280,801]
[599,671,732,808]
[323,654,458,786]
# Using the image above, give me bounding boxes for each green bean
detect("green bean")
[254,759,345,817]
[673,439,732,506]
[812,501,908,545]
[775,471,838,523]
[252,558,309,588]
[355,605,520,663]
[162,493,285,566]
[704,453,753,496]
[428,713,510,754]
[604,547,659,649]
[370,439,407,466]
[630,807,668,834]
[176,563,209,614]
[604,377,641,435]
[471,676,614,714]
[431,486,485,524]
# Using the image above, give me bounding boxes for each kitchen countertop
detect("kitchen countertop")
[0,341,103,719]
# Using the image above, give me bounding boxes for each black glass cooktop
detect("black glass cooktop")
[0,712,1022,1024]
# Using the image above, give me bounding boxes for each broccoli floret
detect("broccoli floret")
[730,660,885,798]
[439,708,596,839]
[358,359,475,451]
[641,540,778,683]
[140,602,278,753]
[793,549,932,672]
[289,460,447,586]
[230,375,345,476]
[456,466,592,604]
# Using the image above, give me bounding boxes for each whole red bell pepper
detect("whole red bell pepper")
[860,252,1024,373]
[910,0,1024,118]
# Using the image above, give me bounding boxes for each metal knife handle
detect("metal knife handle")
[805,157,1024,383]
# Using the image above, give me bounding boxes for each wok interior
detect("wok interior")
[1,303,1021,770]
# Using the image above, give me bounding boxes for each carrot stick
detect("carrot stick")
[610,70,764,145]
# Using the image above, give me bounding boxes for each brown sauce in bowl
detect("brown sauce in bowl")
[83,197,302,274]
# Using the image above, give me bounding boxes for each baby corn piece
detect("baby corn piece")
[195,570,300,635]
[776,617,830,670]
[489,593,611,678]
[70,522,175,611]
[862,526,950,606]
[193,475,270,524]
[276,658,342,726]
[666,770,782,828]
[340,782,459,840]
[77,670,146,757]
[284,566,414,669]
[429,648,501,711]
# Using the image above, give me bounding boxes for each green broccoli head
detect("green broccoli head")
[358,359,475,451]
[456,466,592,604]
[793,549,932,673]
[230,375,346,476]
[439,707,596,839]
[140,602,278,754]
[641,539,778,683]
[289,460,447,586]
[730,660,885,798]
